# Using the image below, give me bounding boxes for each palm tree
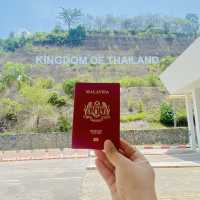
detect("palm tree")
[59,8,82,30]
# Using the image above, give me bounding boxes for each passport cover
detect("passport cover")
[72,82,120,149]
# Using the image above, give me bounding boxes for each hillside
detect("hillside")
[0,36,190,132]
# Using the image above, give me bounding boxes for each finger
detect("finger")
[104,140,125,166]
[95,158,115,188]
[95,150,115,171]
[120,139,136,159]
[120,139,146,161]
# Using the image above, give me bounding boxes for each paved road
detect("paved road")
[0,152,200,200]
[147,152,200,162]
[0,159,87,200]
[81,168,200,200]
[82,152,200,200]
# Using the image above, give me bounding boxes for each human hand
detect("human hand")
[95,139,157,200]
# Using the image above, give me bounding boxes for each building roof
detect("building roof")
[160,37,200,94]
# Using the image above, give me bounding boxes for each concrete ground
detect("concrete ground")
[0,159,87,200]
[82,168,200,200]
[0,152,199,200]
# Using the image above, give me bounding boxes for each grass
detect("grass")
[120,112,146,122]
[119,74,162,87]
[148,122,167,129]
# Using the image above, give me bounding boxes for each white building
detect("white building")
[160,37,200,151]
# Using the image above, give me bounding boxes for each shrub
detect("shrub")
[67,25,86,46]
[45,32,67,46]
[120,75,161,87]
[48,92,66,107]
[55,97,66,107]
[32,32,48,45]
[36,78,54,89]
[48,92,59,106]
[176,110,188,127]
[159,56,176,72]
[119,77,146,87]
[0,98,22,121]
[3,37,27,52]
[160,102,174,126]
[32,31,68,46]
[57,115,71,132]
[145,109,160,123]
[120,112,146,122]
[63,79,77,97]
[145,74,160,87]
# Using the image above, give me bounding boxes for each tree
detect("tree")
[185,13,199,37]
[67,25,86,46]
[1,62,30,88]
[0,98,22,121]
[59,8,82,30]
[20,81,54,130]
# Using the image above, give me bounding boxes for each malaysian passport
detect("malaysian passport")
[72,82,120,150]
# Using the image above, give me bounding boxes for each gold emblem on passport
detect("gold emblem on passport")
[83,101,111,122]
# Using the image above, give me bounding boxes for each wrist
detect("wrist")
[127,189,157,200]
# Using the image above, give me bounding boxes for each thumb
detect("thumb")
[104,140,123,166]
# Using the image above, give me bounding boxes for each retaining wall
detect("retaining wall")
[0,128,188,150]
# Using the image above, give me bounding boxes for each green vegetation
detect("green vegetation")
[32,31,68,46]
[0,62,30,90]
[176,110,188,127]
[0,57,188,132]
[0,98,22,121]
[150,56,176,73]
[48,92,66,107]
[63,79,77,97]
[36,78,54,89]
[0,63,71,133]
[1,35,30,52]
[0,10,199,52]
[120,112,146,122]
[20,81,54,130]
[145,109,160,123]
[160,102,174,126]
[119,74,161,87]
[0,9,193,132]
[59,8,82,30]
[120,76,146,87]
[57,115,71,132]
[67,25,86,46]
[127,97,145,113]
[159,56,176,72]
[159,102,188,127]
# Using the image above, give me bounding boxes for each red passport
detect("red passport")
[72,82,120,150]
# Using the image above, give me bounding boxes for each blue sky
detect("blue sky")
[0,0,200,38]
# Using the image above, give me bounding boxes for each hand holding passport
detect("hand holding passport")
[72,82,120,149]
[72,85,157,199]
